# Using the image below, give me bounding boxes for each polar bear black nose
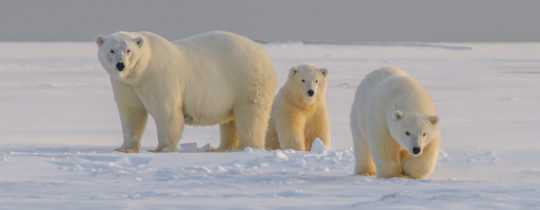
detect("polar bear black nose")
[116,62,125,71]
[307,89,314,97]
[412,147,421,155]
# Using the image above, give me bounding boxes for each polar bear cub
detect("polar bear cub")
[266,64,331,151]
[350,67,440,179]
[96,31,277,153]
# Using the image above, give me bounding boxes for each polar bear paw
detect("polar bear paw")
[148,145,178,153]
[114,147,140,153]
[359,172,376,176]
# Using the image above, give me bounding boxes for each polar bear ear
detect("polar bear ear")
[319,68,328,77]
[393,110,403,120]
[428,115,438,125]
[288,67,298,78]
[96,35,105,47]
[134,36,144,48]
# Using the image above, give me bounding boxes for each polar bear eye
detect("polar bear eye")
[302,79,306,83]
[405,131,411,136]
[126,49,131,54]
[315,80,319,83]
[422,132,427,137]
[110,49,115,54]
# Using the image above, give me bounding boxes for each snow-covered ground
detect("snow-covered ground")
[1,42,540,209]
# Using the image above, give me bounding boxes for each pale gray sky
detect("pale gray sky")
[1,0,538,42]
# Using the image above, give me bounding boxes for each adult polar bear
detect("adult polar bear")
[96,31,277,153]
[350,67,440,179]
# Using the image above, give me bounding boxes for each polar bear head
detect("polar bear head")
[387,110,438,157]
[286,64,328,106]
[96,32,149,83]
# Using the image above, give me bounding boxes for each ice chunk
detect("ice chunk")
[198,144,212,152]
[179,142,198,153]
[274,150,289,161]
[311,138,327,154]
[244,147,254,153]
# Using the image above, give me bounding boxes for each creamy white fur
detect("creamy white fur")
[266,64,331,151]
[350,67,440,178]
[97,31,277,152]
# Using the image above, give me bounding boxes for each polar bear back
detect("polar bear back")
[351,67,437,135]
[173,31,274,86]
[357,67,435,112]
[138,31,276,126]
[174,31,275,104]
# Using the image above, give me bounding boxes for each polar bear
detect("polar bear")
[96,31,277,153]
[265,64,331,151]
[350,67,440,179]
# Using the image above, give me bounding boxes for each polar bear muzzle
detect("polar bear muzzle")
[412,146,421,155]
[116,62,125,71]
[307,89,315,97]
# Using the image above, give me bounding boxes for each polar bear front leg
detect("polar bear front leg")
[276,113,306,151]
[319,126,331,150]
[401,137,440,179]
[112,82,148,153]
[116,106,148,153]
[309,110,331,150]
[370,136,403,178]
[353,134,376,176]
[149,110,184,153]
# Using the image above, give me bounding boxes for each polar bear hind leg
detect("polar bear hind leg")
[217,120,239,151]
[234,104,269,149]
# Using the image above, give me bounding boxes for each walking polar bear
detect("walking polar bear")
[266,64,331,151]
[350,67,440,179]
[96,31,277,153]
